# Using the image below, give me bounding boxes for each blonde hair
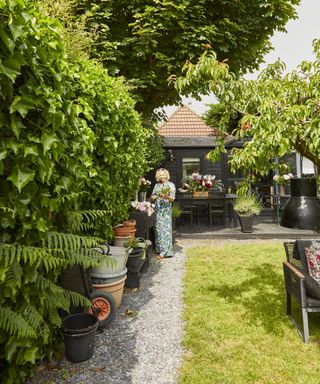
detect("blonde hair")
[155,168,170,182]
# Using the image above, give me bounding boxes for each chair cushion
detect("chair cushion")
[305,241,320,284]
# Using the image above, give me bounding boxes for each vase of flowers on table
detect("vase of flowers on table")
[273,173,294,195]
[138,177,151,201]
[180,173,224,198]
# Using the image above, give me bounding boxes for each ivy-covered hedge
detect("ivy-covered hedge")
[0,0,149,382]
[0,0,149,245]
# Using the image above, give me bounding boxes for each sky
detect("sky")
[163,0,320,117]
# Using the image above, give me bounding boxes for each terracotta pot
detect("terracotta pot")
[129,228,136,238]
[92,275,127,309]
[123,219,136,228]
[114,225,131,237]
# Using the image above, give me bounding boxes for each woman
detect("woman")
[151,168,176,258]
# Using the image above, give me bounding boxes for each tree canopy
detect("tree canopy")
[72,0,300,117]
[176,39,320,181]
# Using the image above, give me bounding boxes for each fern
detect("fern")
[35,275,65,293]
[20,304,44,331]
[0,244,68,272]
[64,289,91,308]
[44,231,104,252]
[65,209,107,234]
[0,307,36,338]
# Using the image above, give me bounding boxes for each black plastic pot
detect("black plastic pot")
[62,313,98,363]
[238,215,253,233]
[126,248,146,273]
[280,178,320,230]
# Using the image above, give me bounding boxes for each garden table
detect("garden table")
[176,193,237,227]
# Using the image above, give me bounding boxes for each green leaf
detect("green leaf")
[0,149,7,160]
[9,20,24,41]
[9,96,33,118]
[0,63,20,82]
[22,346,38,364]
[41,132,58,154]
[24,144,39,157]
[10,114,25,138]
[8,168,35,192]
[0,27,15,53]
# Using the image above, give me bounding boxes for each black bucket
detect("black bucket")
[62,313,98,363]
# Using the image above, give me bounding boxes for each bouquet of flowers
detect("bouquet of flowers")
[273,173,294,185]
[156,185,171,196]
[181,173,224,192]
[131,201,155,216]
[139,177,151,192]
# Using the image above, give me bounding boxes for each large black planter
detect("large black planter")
[238,215,253,233]
[280,178,320,230]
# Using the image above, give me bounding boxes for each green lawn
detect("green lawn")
[180,242,320,384]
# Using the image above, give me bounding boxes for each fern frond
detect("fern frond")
[63,248,105,268]
[35,275,65,293]
[66,209,107,234]
[43,292,70,312]
[20,304,44,331]
[0,244,67,272]
[43,232,104,252]
[5,261,23,289]
[0,307,36,338]
[64,289,91,308]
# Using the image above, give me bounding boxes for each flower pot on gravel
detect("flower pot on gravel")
[113,225,131,237]
[91,246,129,276]
[123,219,136,229]
[113,235,131,247]
[126,247,146,273]
[91,274,127,308]
[62,313,99,363]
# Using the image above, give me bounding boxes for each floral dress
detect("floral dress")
[152,181,176,257]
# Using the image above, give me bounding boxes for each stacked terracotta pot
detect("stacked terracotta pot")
[113,220,136,247]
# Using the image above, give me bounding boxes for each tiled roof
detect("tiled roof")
[158,105,217,137]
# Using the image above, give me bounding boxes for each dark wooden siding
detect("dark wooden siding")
[148,148,226,190]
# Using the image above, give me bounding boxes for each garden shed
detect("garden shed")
[154,105,238,192]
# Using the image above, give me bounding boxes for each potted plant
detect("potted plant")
[138,177,152,201]
[233,193,262,233]
[172,202,182,242]
[181,173,224,198]
[273,173,294,195]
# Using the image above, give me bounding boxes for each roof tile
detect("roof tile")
[158,105,217,137]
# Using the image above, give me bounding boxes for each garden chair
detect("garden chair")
[176,192,194,225]
[208,191,226,227]
[283,240,320,343]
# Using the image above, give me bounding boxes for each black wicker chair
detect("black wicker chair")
[283,240,320,343]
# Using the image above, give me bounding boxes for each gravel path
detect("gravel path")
[28,241,186,384]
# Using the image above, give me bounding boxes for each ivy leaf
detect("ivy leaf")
[0,27,15,53]
[9,20,25,41]
[41,132,58,154]
[9,96,33,118]
[10,114,25,138]
[8,168,35,192]
[0,149,7,160]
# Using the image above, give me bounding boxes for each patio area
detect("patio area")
[176,213,320,240]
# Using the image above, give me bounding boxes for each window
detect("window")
[182,157,200,179]
[302,157,315,175]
